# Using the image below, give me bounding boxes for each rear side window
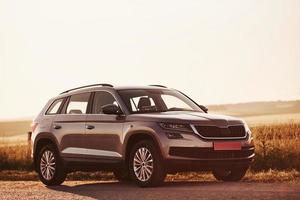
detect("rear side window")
[46,99,64,115]
[66,93,90,114]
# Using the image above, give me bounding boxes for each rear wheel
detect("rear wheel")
[37,144,67,186]
[212,166,248,181]
[129,140,166,187]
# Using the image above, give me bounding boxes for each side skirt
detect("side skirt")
[62,157,125,172]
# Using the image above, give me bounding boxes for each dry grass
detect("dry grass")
[166,169,300,183]
[0,170,299,182]
[0,145,32,170]
[0,122,299,182]
[243,169,300,183]
[0,170,115,181]
[251,123,300,171]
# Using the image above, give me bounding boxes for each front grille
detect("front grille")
[169,146,254,159]
[194,125,246,139]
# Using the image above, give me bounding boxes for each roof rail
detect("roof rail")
[149,84,167,88]
[60,83,113,94]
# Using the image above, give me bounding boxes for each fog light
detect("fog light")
[165,132,183,139]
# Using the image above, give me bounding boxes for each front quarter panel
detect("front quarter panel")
[122,121,167,158]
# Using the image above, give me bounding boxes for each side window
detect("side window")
[92,91,119,114]
[46,99,64,115]
[66,93,90,114]
[130,96,155,112]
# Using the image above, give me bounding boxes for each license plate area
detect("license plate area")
[213,142,241,150]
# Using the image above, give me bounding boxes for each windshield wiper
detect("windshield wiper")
[166,107,195,112]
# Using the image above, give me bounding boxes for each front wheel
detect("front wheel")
[129,140,166,187]
[212,166,248,182]
[37,144,67,186]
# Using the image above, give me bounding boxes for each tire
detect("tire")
[129,140,166,187]
[37,144,67,186]
[113,168,131,182]
[212,166,248,182]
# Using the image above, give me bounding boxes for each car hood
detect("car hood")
[127,111,244,126]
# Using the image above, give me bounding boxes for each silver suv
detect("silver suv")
[31,84,254,187]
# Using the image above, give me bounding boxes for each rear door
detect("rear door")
[53,92,91,159]
[85,91,124,160]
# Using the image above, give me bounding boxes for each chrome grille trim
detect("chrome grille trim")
[190,124,248,140]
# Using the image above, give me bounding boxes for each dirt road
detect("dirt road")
[0,181,299,200]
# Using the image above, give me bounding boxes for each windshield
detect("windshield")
[117,89,203,114]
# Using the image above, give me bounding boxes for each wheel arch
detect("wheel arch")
[33,132,60,171]
[123,131,163,164]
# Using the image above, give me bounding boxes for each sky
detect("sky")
[0,0,300,119]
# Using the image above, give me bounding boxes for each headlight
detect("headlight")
[159,122,193,133]
[244,123,250,134]
[243,122,253,139]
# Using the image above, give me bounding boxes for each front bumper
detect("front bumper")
[169,146,254,159]
[164,146,255,172]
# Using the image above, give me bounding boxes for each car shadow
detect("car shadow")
[47,180,223,199]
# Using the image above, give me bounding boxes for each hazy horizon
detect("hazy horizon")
[0,98,299,121]
[1,0,300,119]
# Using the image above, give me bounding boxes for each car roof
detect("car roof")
[114,85,170,90]
[56,85,171,98]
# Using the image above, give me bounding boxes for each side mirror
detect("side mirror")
[102,104,122,115]
[199,105,208,113]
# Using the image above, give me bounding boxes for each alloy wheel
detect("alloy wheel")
[40,150,56,180]
[133,147,154,182]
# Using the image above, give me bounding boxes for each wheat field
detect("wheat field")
[0,122,299,171]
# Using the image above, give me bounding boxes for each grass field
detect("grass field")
[0,122,299,172]
[0,169,299,183]
[0,100,300,181]
[0,120,31,137]
[242,113,300,126]
[208,100,300,117]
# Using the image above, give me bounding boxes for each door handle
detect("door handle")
[53,125,62,129]
[86,125,95,130]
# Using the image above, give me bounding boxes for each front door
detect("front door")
[85,91,124,161]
